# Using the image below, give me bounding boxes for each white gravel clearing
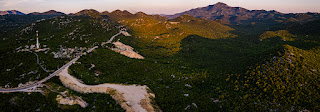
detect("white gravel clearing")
[58,66,156,112]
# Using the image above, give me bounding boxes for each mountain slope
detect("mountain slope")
[165,2,320,24]
[225,44,320,111]
[105,10,235,57]
[0,10,25,15]
[288,19,320,36]
[74,9,103,19]
[105,10,135,20]
[0,15,62,36]
[259,30,296,41]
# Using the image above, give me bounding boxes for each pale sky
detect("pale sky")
[0,0,319,14]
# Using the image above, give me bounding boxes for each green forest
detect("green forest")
[0,9,320,111]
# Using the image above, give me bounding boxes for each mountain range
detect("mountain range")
[28,10,66,15]
[1,2,320,112]
[2,2,320,25]
[163,2,320,24]
[0,10,65,16]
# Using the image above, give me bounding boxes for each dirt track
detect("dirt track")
[58,66,157,112]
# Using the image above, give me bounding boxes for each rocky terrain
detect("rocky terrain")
[58,66,158,112]
[111,41,145,59]
[56,95,88,108]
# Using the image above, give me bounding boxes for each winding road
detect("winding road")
[0,30,127,93]
[0,30,159,112]
[107,32,122,43]
[0,56,80,92]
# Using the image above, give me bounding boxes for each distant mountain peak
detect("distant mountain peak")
[111,10,132,15]
[135,11,148,17]
[101,11,109,15]
[43,10,65,15]
[109,10,134,19]
[28,10,65,15]
[74,9,102,18]
[163,2,289,24]
[214,2,228,7]
[123,10,131,14]
[81,9,99,12]
[0,10,25,15]
[112,9,121,13]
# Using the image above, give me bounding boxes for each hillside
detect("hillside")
[105,10,135,20]
[105,10,236,57]
[225,44,320,111]
[73,9,103,19]
[259,30,296,41]
[0,15,62,36]
[288,19,320,36]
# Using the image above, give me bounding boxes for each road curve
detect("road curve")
[0,56,81,92]
[106,32,122,43]
[0,30,124,93]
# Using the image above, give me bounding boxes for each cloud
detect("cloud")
[2,0,45,6]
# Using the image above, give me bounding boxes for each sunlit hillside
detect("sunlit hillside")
[1,1,320,112]
[106,11,236,57]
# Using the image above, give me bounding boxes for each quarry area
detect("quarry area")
[0,28,155,111]
[111,41,145,59]
[58,66,157,112]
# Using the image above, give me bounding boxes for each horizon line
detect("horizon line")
[1,2,320,15]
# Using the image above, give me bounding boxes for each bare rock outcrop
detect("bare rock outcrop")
[58,66,159,112]
[111,41,145,59]
[56,95,88,108]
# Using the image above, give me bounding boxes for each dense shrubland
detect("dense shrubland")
[0,12,320,111]
[225,45,320,111]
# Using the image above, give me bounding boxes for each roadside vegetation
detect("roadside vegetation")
[0,15,125,111]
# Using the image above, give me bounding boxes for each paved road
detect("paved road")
[0,56,81,92]
[87,46,98,53]
[0,29,127,93]
[106,32,122,43]
[101,31,126,46]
